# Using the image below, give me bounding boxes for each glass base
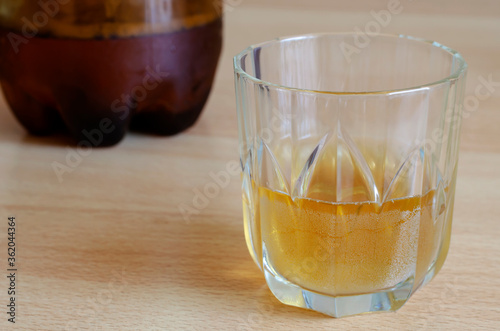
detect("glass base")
[264,268,414,318]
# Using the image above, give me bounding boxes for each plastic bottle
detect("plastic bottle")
[0,0,223,146]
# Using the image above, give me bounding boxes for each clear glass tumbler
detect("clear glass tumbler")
[233,33,467,317]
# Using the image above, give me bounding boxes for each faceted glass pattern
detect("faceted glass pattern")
[234,33,467,317]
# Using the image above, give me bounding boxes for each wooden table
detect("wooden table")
[1,1,499,329]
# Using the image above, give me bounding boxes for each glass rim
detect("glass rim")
[233,32,468,96]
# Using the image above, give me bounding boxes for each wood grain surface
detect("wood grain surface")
[0,0,499,330]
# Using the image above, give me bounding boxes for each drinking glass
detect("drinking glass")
[233,33,467,317]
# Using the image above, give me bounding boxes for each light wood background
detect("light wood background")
[0,0,499,330]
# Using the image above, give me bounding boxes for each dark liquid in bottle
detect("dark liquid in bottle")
[0,18,222,146]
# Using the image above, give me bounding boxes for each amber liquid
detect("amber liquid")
[244,157,453,296]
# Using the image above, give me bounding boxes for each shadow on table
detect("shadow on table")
[0,112,333,322]
[172,213,332,322]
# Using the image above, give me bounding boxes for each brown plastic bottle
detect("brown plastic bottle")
[0,0,223,146]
